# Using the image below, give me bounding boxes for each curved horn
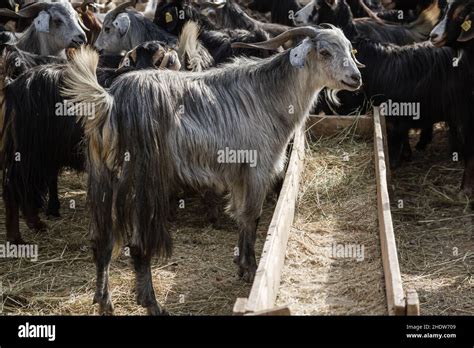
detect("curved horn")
[109,0,137,19]
[0,8,20,19]
[231,26,318,50]
[14,2,50,19]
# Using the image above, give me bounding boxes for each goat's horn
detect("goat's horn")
[109,0,137,18]
[14,2,50,18]
[201,0,227,8]
[0,8,20,19]
[231,26,318,50]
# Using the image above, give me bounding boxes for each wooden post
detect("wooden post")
[406,289,420,315]
[232,126,305,314]
[374,107,406,315]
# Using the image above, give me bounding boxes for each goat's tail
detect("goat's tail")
[62,46,172,260]
[178,21,214,71]
[62,46,116,173]
[61,46,124,256]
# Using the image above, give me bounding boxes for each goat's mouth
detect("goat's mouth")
[431,36,448,48]
[340,80,361,90]
[69,40,85,49]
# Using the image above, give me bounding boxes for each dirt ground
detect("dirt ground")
[276,130,388,315]
[0,173,273,315]
[391,126,474,315]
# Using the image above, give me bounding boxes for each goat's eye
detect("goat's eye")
[320,49,331,58]
[105,27,111,34]
[54,19,63,26]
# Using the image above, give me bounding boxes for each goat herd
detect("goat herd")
[0,0,471,315]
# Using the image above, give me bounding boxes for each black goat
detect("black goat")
[353,39,471,166]
[248,0,301,25]
[430,0,474,197]
[1,42,181,244]
[378,0,447,23]
[294,0,441,44]
[153,0,271,64]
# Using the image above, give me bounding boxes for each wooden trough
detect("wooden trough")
[233,108,420,316]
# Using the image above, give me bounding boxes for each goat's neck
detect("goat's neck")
[17,28,65,57]
[256,52,323,129]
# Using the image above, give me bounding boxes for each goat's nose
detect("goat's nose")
[430,32,439,41]
[76,33,87,44]
[350,74,361,84]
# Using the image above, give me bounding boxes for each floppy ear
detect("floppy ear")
[34,10,50,33]
[325,0,338,8]
[289,38,313,69]
[113,13,131,36]
[458,13,474,42]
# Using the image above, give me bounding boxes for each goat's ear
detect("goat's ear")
[34,11,50,33]
[324,0,338,8]
[289,38,313,69]
[458,13,474,42]
[113,13,131,36]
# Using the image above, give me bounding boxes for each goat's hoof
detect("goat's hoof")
[46,210,61,219]
[147,304,167,316]
[7,236,27,245]
[238,265,257,283]
[94,294,114,316]
[26,220,48,232]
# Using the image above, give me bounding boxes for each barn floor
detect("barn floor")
[276,130,388,315]
[392,125,474,315]
[0,174,273,315]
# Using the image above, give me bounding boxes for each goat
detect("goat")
[430,0,474,197]
[294,0,441,44]
[1,41,181,244]
[153,0,272,64]
[204,0,291,37]
[378,0,447,23]
[94,1,177,55]
[0,2,87,57]
[247,0,302,25]
[61,26,363,315]
[71,0,102,45]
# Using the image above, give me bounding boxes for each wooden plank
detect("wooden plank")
[232,298,248,316]
[307,115,373,138]
[238,125,305,314]
[373,107,406,315]
[378,111,392,185]
[406,289,420,316]
[245,305,291,316]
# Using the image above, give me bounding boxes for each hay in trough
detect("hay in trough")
[276,124,387,315]
[0,172,273,315]
[392,124,474,315]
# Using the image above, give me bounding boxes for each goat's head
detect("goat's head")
[94,1,138,54]
[232,25,363,91]
[0,2,87,49]
[430,0,474,47]
[154,0,191,35]
[71,0,103,45]
[119,40,181,70]
[293,0,347,26]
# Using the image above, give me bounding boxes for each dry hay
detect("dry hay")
[392,124,474,315]
[0,172,273,315]
[276,126,387,315]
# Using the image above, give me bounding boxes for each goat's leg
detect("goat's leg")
[46,171,61,218]
[202,189,219,224]
[461,155,474,199]
[3,184,24,244]
[130,245,165,315]
[233,178,265,283]
[92,236,114,315]
[24,205,48,232]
